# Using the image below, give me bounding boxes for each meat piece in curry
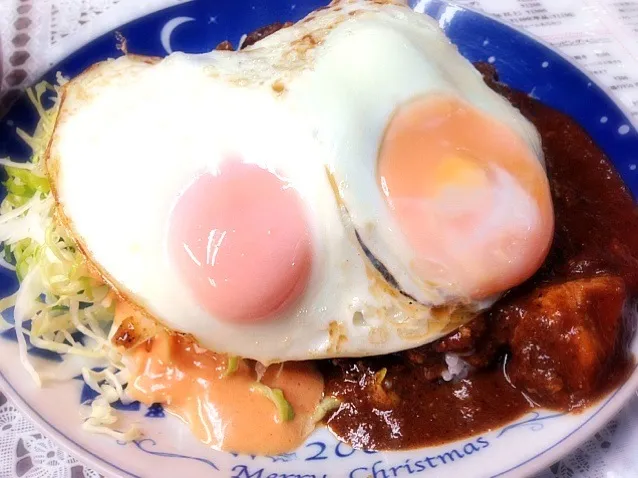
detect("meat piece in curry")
[506,276,629,404]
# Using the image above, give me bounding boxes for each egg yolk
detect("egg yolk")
[169,161,313,323]
[377,95,554,299]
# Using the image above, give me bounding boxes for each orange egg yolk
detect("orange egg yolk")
[378,95,554,299]
[169,161,313,323]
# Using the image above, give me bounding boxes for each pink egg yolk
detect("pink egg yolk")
[169,161,313,323]
[377,95,554,299]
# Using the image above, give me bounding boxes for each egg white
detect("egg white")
[45,0,543,363]
[285,1,544,305]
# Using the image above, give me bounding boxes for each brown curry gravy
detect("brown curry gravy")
[220,26,638,451]
[320,64,638,450]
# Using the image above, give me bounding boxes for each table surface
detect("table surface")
[1,0,638,476]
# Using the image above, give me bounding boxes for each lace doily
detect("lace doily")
[536,394,638,478]
[49,0,124,47]
[0,393,100,478]
[0,0,185,115]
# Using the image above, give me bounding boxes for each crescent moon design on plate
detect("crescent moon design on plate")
[160,16,196,54]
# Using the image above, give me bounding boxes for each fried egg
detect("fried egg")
[45,0,553,363]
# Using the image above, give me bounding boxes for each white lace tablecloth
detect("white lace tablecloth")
[1,0,638,476]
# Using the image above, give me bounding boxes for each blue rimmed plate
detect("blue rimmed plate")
[0,1,637,477]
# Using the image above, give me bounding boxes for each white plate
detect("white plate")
[1,1,638,476]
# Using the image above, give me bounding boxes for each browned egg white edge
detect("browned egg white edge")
[43,4,482,360]
[45,54,166,351]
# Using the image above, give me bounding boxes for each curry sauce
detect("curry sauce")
[321,64,638,450]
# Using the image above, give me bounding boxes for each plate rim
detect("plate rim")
[1,1,637,477]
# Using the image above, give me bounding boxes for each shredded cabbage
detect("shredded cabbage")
[311,396,341,423]
[374,367,387,385]
[224,355,240,377]
[0,80,140,441]
[1,79,300,442]
[250,383,295,423]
